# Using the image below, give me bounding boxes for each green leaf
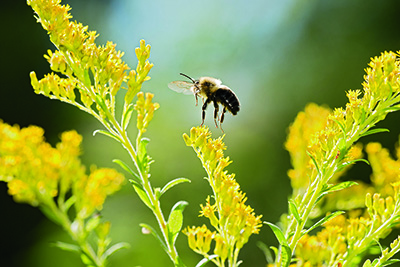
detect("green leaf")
[113,159,141,184]
[304,211,344,236]
[383,106,400,113]
[314,191,328,206]
[288,199,302,224]
[160,178,191,197]
[122,103,134,130]
[269,246,279,261]
[167,201,189,246]
[139,223,168,253]
[102,242,130,259]
[324,181,358,194]
[95,94,108,112]
[130,179,153,209]
[137,137,150,171]
[382,259,400,267]
[39,205,62,225]
[337,158,370,172]
[85,215,101,232]
[360,128,390,138]
[264,222,291,267]
[306,151,320,175]
[52,241,81,253]
[331,118,346,135]
[63,195,76,213]
[195,255,218,267]
[93,129,122,143]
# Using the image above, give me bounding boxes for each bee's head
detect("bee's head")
[198,77,222,91]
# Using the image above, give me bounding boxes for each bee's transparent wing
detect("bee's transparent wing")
[168,81,195,95]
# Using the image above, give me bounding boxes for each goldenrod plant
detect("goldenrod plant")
[3,1,400,267]
[182,126,262,267]
[22,0,189,266]
[266,51,400,267]
[0,122,126,267]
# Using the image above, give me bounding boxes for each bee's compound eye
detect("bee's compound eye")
[195,81,199,85]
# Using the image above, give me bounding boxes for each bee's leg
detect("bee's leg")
[220,107,227,124]
[213,102,219,128]
[201,100,210,126]
[219,107,227,133]
[195,93,198,106]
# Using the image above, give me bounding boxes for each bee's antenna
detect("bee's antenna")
[179,73,196,84]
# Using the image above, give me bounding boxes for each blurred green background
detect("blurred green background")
[1,0,400,266]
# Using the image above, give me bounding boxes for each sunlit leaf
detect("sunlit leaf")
[167,201,189,246]
[130,179,152,209]
[160,178,191,197]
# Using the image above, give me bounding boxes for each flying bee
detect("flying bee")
[168,73,240,129]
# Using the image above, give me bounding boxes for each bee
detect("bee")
[168,73,240,129]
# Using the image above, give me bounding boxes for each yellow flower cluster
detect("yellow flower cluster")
[295,182,400,266]
[183,126,262,266]
[134,92,160,133]
[289,134,400,266]
[0,120,124,219]
[27,0,153,122]
[297,52,400,184]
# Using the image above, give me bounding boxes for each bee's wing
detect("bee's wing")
[168,81,195,95]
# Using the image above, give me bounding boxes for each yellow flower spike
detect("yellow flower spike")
[184,126,262,266]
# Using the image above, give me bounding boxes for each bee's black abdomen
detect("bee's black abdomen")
[215,88,240,115]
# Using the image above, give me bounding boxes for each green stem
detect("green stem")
[117,124,179,263]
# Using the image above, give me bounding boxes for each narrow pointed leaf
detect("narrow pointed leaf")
[332,119,346,135]
[52,241,81,253]
[39,205,62,224]
[160,178,191,196]
[288,199,301,224]
[93,129,122,142]
[360,128,389,138]
[264,222,291,267]
[113,159,141,184]
[304,211,344,236]
[324,181,358,194]
[95,94,108,112]
[382,259,400,267]
[122,103,134,130]
[102,242,130,259]
[264,222,287,246]
[130,179,152,209]
[63,195,76,213]
[337,158,369,172]
[306,150,320,174]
